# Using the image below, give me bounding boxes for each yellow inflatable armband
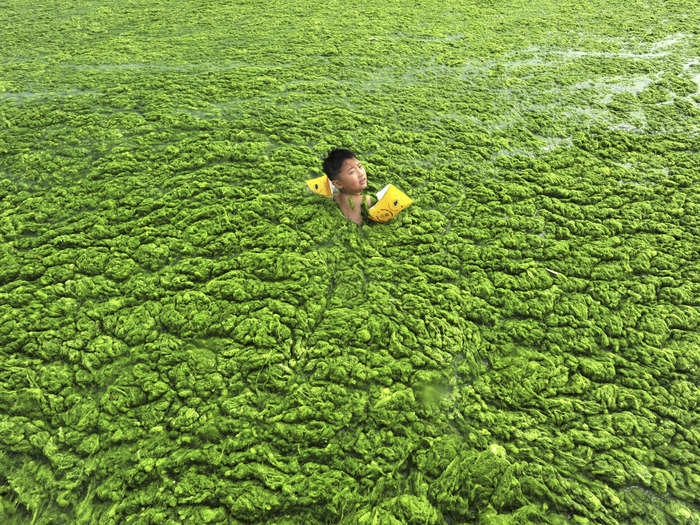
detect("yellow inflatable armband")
[305,174,334,198]
[368,184,413,223]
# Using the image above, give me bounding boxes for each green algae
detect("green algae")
[1,0,699,523]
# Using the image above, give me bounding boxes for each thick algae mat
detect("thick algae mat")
[1,0,699,523]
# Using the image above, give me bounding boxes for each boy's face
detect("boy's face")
[334,157,367,193]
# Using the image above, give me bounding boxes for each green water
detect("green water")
[1,0,698,523]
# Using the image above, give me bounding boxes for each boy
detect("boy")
[322,148,372,227]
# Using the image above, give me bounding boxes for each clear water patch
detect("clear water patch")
[571,74,660,103]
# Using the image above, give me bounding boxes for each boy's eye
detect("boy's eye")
[347,163,363,176]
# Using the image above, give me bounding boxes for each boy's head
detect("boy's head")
[322,148,367,194]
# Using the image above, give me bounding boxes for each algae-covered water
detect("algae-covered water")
[1,0,699,523]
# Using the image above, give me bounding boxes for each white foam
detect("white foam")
[564,106,614,123]
[572,75,656,95]
[0,91,37,100]
[611,122,642,132]
[490,148,536,161]
[546,49,670,59]
[503,57,549,68]
[415,33,464,43]
[683,58,699,71]
[492,119,519,130]
[533,135,573,152]
[648,32,693,52]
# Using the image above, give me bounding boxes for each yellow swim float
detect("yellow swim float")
[305,174,335,198]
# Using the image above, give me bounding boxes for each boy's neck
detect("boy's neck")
[338,190,362,197]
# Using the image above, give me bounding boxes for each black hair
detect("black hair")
[322,148,356,181]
